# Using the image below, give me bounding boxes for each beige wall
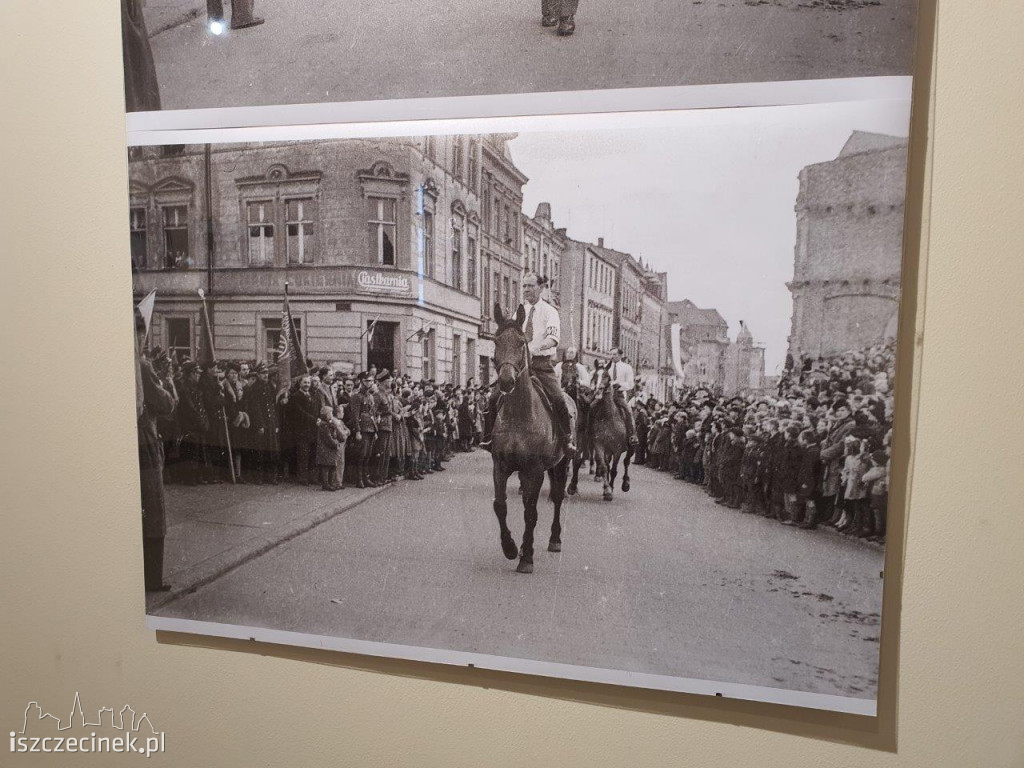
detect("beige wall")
[2,1,1022,765]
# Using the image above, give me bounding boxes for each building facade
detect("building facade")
[522,202,567,307]
[478,135,529,382]
[787,131,908,361]
[129,137,490,384]
[667,299,730,390]
[638,270,672,400]
[556,238,619,369]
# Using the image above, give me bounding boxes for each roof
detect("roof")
[666,299,727,328]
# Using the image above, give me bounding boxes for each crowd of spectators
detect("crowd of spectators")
[142,349,488,492]
[632,343,896,543]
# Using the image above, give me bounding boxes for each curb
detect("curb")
[148,484,388,611]
[149,6,203,38]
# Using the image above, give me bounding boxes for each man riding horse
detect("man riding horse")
[605,347,639,448]
[482,273,575,455]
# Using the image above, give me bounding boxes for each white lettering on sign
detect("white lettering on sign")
[357,271,411,294]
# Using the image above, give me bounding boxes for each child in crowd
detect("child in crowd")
[316,406,342,491]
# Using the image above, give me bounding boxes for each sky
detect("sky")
[508,100,911,374]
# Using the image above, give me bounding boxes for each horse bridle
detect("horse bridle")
[496,337,530,395]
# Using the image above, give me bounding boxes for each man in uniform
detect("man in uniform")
[348,372,379,488]
[605,347,638,446]
[373,370,396,485]
[482,272,575,454]
[541,0,578,37]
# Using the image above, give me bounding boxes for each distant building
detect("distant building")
[522,202,567,307]
[667,299,730,390]
[667,300,765,395]
[558,237,619,369]
[722,320,767,396]
[638,269,672,400]
[590,240,644,368]
[787,131,908,361]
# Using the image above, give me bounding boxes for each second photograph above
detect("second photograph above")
[122,0,920,114]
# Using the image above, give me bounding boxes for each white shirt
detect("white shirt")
[554,361,591,388]
[607,359,635,391]
[521,299,560,357]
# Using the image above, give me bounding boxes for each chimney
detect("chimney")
[535,202,551,222]
[598,237,604,248]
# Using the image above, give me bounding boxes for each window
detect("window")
[467,237,477,296]
[425,135,436,162]
[493,272,501,316]
[263,316,302,363]
[452,334,462,386]
[166,317,192,360]
[162,205,189,269]
[453,138,464,181]
[503,204,511,242]
[542,253,548,279]
[483,261,491,317]
[512,279,519,306]
[468,141,479,189]
[502,276,510,313]
[422,330,434,380]
[286,198,315,264]
[368,197,397,266]
[247,201,275,265]
[422,211,434,278]
[452,226,463,290]
[130,207,147,270]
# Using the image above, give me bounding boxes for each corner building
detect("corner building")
[129,137,501,383]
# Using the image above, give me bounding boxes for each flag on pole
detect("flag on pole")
[136,290,157,344]
[277,292,306,388]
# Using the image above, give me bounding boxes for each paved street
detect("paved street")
[156,448,884,699]
[141,0,918,111]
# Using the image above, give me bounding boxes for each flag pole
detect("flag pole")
[198,288,236,484]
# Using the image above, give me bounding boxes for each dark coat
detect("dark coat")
[820,417,856,496]
[243,379,280,452]
[200,373,227,446]
[176,378,209,443]
[797,442,822,498]
[288,390,319,443]
[316,421,341,466]
[773,439,803,495]
[137,357,176,539]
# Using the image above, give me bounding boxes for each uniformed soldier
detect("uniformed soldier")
[348,372,379,488]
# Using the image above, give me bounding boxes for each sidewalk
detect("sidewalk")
[144,0,204,37]
[147,477,386,611]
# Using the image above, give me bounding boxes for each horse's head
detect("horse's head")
[493,303,528,395]
[592,366,610,400]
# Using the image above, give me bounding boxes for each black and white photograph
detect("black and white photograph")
[121,0,920,114]
[130,101,909,713]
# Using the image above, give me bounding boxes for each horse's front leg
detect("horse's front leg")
[492,461,517,560]
[547,459,568,552]
[567,451,580,495]
[622,446,632,493]
[517,470,544,573]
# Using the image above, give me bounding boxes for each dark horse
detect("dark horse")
[562,364,594,497]
[589,367,631,501]
[490,304,575,574]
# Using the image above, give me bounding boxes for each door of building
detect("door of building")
[367,320,398,373]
